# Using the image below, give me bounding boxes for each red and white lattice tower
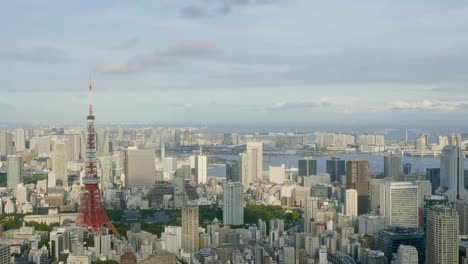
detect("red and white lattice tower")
[76,82,119,236]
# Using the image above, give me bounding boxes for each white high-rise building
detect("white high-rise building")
[162,226,182,254]
[15,128,25,152]
[94,235,112,257]
[380,182,419,228]
[223,181,244,226]
[52,140,68,187]
[396,245,418,264]
[195,155,207,185]
[345,189,358,217]
[436,146,468,201]
[7,155,23,188]
[426,205,459,264]
[247,142,263,183]
[304,197,321,234]
[269,164,285,184]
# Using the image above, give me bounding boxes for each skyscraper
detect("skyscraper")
[346,160,370,215]
[15,128,25,153]
[426,205,459,264]
[326,157,345,183]
[195,155,207,185]
[223,181,244,226]
[182,205,199,254]
[0,131,14,157]
[247,142,263,183]
[376,228,425,264]
[403,163,412,175]
[124,148,155,187]
[52,139,68,187]
[7,155,22,188]
[384,154,401,179]
[380,182,419,228]
[239,153,250,190]
[298,157,317,177]
[226,161,240,182]
[173,165,188,208]
[436,146,467,201]
[345,189,358,217]
[426,168,440,195]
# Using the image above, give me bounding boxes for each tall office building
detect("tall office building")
[384,154,401,179]
[7,155,23,188]
[239,153,250,190]
[173,166,189,208]
[436,146,467,201]
[182,205,199,254]
[426,205,459,264]
[370,178,387,213]
[124,148,155,187]
[52,140,68,187]
[247,142,263,183]
[223,181,244,226]
[298,157,317,177]
[326,157,345,183]
[346,160,371,215]
[454,200,468,235]
[345,189,358,217]
[96,129,110,154]
[15,128,25,152]
[426,168,440,195]
[380,182,419,228]
[195,155,207,185]
[226,161,240,182]
[0,131,14,157]
[414,180,431,209]
[376,228,424,264]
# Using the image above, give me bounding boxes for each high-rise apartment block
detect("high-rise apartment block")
[426,205,459,264]
[246,142,263,183]
[195,155,207,185]
[52,140,68,187]
[182,205,199,254]
[345,189,358,217]
[223,181,244,226]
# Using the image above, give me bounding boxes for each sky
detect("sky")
[1,0,468,129]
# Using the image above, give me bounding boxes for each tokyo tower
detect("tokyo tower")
[76,82,119,236]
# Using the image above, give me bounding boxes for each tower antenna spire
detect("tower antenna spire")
[77,79,119,237]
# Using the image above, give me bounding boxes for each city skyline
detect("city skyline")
[2,1,468,126]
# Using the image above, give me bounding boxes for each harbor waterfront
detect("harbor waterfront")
[208,153,468,177]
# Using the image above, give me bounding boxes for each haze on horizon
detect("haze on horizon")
[1,1,468,128]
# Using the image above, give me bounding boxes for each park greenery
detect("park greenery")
[106,205,300,238]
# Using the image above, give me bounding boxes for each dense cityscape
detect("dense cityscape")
[0,82,467,264]
[3,1,468,264]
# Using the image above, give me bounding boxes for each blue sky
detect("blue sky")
[1,0,468,128]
